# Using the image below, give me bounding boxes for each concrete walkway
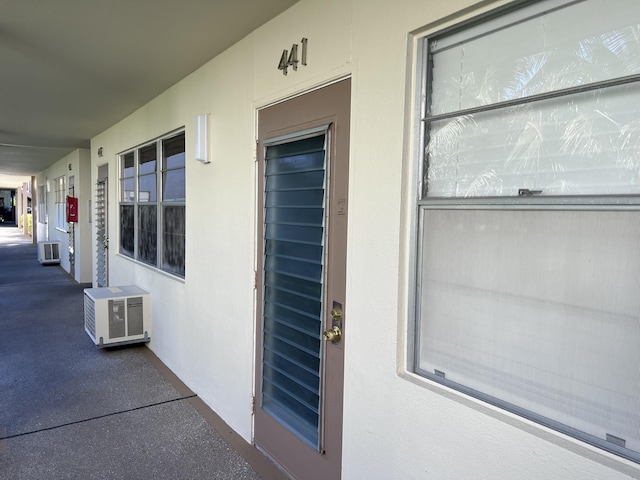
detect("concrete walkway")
[0,224,287,480]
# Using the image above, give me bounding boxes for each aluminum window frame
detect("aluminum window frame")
[37,184,47,225]
[53,175,67,232]
[117,129,185,278]
[412,0,640,464]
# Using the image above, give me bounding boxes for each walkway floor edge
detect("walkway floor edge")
[140,347,289,480]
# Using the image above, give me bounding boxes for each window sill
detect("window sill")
[116,252,185,284]
[397,369,640,477]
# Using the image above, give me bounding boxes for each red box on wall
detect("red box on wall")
[66,196,78,223]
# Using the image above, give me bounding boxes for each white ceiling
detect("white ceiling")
[0,0,298,189]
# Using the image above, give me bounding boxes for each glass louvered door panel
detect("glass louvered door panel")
[255,78,350,480]
[262,133,326,449]
[95,177,108,287]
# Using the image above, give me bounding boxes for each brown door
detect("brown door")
[255,78,351,480]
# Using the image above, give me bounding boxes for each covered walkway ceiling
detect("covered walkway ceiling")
[0,0,298,188]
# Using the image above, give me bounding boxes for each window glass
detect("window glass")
[418,208,640,454]
[163,205,185,276]
[37,185,46,224]
[139,145,157,174]
[163,169,185,201]
[122,152,135,177]
[417,0,640,463]
[138,174,157,202]
[121,178,135,202]
[427,83,640,197]
[162,133,185,201]
[163,134,186,169]
[430,1,640,115]
[118,130,185,277]
[138,205,157,265]
[122,151,136,202]
[425,0,640,198]
[119,205,134,258]
[54,176,66,231]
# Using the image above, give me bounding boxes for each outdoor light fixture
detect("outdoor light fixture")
[195,114,210,164]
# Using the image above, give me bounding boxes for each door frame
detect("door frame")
[254,77,351,480]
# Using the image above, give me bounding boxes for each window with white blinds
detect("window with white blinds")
[415,0,640,463]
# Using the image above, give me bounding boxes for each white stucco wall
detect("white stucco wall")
[35,148,91,283]
[89,0,640,478]
[75,148,92,283]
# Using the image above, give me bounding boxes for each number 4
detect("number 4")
[278,38,308,75]
[278,49,290,75]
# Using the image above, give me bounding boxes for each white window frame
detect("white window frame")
[118,130,185,278]
[37,184,47,224]
[412,0,640,464]
[53,175,67,232]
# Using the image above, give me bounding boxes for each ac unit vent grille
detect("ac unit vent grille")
[46,243,60,260]
[127,297,144,336]
[108,299,126,339]
[84,295,96,337]
[83,286,150,347]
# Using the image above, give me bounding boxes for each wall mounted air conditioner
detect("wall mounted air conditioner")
[84,285,151,347]
[37,241,61,264]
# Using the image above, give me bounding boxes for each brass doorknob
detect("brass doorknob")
[322,326,342,342]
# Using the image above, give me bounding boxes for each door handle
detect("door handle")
[322,326,342,343]
[324,302,343,344]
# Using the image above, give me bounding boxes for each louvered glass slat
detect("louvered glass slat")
[262,133,326,449]
[265,222,323,245]
[265,206,323,225]
[95,180,108,287]
[264,332,320,373]
[266,189,325,208]
[265,270,321,300]
[263,338,320,387]
[265,255,321,283]
[265,315,321,358]
[264,300,321,337]
[263,372,319,419]
[265,285,320,319]
[265,239,322,263]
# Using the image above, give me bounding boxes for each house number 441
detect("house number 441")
[278,38,308,75]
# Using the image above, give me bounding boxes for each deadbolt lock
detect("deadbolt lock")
[330,307,342,323]
[322,326,342,343]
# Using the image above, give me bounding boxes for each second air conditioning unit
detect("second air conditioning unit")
[37,241,61,264]
[84,285,151,347]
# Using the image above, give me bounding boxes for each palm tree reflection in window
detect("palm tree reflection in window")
[425,26,640,198]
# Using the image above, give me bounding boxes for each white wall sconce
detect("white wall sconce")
[195,113,210,164]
